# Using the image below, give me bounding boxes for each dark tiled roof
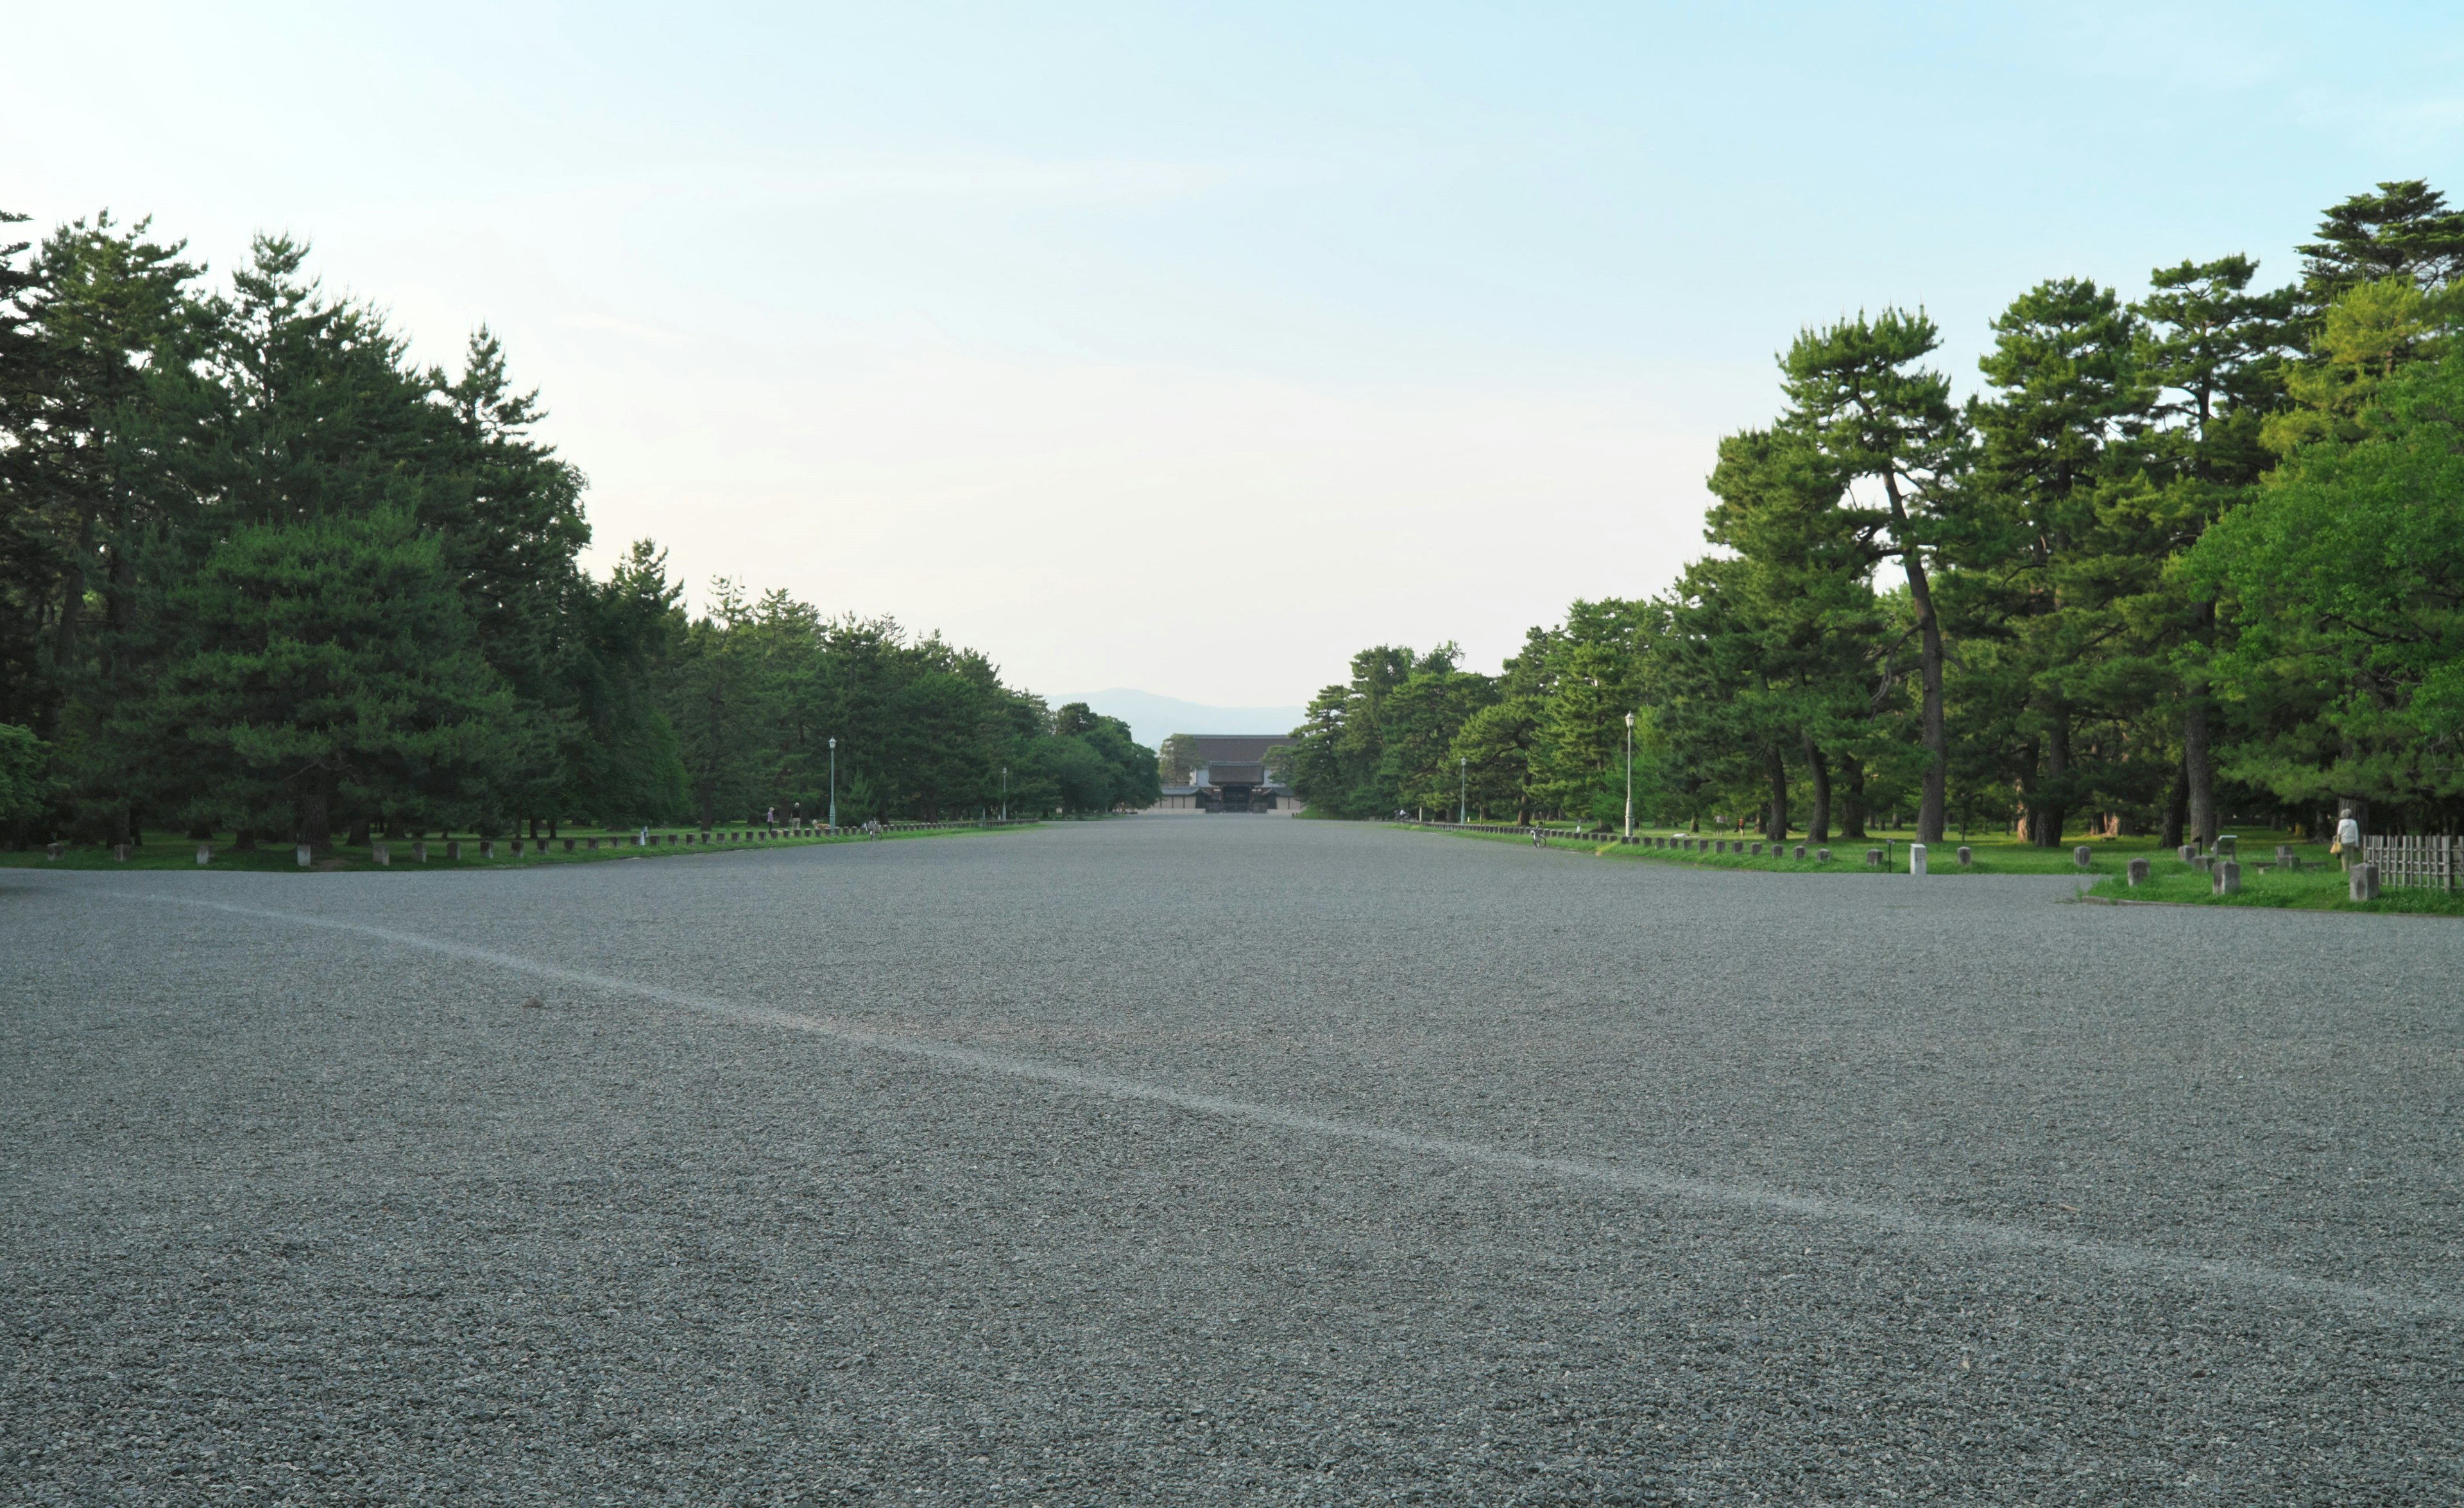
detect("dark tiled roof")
[1185,734,1289,763]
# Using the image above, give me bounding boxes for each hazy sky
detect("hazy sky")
[12,2,2463,705]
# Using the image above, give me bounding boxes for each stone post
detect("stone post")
[2073,844,2093,868]
[1910,843,1928,876]
[46,842,64,860]
[481,839,496,860]
[2276,844,2294,866]
[295,844,312,868]
[2127,856,2150,886]
[1956,846,1972,867]
[2178,844,2198,864]
[1817,848,1830,862]
[196,843,213,866]
[373,843,390,866]
[2350,862,2379,902]
[114,843,130,862]
[563,837,575,852]
[2212,859,2241,896]
[414,841,428,863]
[2217,834,2237,858]
[1865,847,1883,866]
[1792,844,1806,860]
[447,840,461,861]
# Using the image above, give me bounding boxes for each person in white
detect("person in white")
[2336,810,2362,870]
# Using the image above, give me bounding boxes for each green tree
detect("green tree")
[2191,348,2464,822]
[136,510,527,848]
[1962,277,2148,846]
[2128,253,2298,846]
[0,721,47,830]
[2297,179,2464,300]
[1779,310,1972,842]
[1449,698,1544,823]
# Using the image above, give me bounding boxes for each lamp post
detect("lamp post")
[828,737,837,830]
[1459,755,1467,825]
[1623,710,1636,839]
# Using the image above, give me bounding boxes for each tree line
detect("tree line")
[1284,180,2464,844]
[0,213,1158,848]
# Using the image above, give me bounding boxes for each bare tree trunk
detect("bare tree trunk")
[2032,703,2070,848]
[2160,757,2187,848]
[42,511,97,742]
[1765,747,1789,840]
[1804,736,1831,843]
[1840,753,1868,839]
[1902,550,1949,843]
[2184,696,2216,850]
[346,816,370,848]
[296,769,333,854]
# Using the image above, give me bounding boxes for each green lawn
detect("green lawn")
[2081,859,2464,916]
[1397,820,2464,916]
[4,821,1035,873]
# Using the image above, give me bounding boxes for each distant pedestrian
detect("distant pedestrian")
[2336,810,2362,870]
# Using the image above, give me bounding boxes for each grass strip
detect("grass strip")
[4,822,1038,874]
[1394,821,2461,914]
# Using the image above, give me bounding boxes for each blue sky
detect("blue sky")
[13,2,2464,705]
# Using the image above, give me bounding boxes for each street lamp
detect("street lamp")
[1459,754,1467,825]
[828,737,837,830]
[1623,710,1636,840]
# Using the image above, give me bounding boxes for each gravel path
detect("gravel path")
[3,819,2457,1505]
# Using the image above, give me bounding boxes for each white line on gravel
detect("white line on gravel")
[117,888,2458,1324]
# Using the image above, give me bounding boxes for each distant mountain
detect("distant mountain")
[1052,689,1308,751]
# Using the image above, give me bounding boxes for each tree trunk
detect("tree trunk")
[1804,737,1831,843]
[42,510,98,742]
[347,816,371,848]
[2032,702,2069,848]
[296,769,332,854]
[1765,747,1789,840]
[1902,548,1949,843]
[2184,696,2216,849]
[2160,757,2187,848]
[1839,753,1868,839]
[233,826,257,852]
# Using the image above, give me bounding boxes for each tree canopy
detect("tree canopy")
[0,215,1154,847]
[1285,180,2464,842]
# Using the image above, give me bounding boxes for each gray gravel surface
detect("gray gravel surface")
[3,818,2458,1505]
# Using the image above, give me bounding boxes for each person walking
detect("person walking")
[2336,810,2363,871]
